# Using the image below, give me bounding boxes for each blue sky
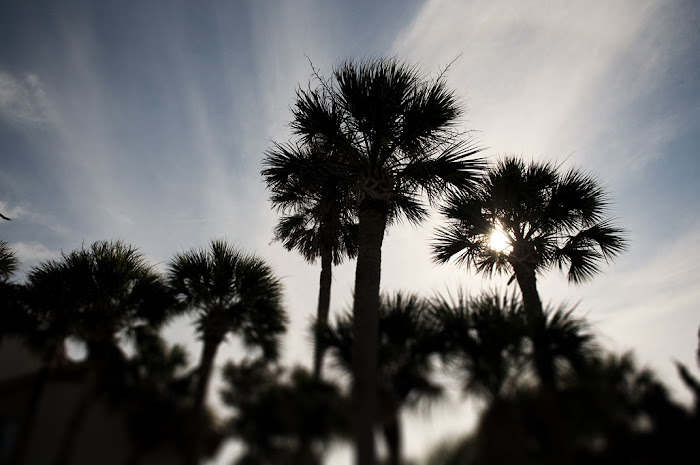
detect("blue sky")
[2,0,699,462]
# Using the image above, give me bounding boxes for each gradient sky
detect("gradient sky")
[2,0,699,463]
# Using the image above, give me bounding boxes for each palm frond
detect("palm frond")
[399,139,485,203]
[0,240,19,281]
[555,222,628,283]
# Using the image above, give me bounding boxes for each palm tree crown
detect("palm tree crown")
[168,239,287,361]
[432,156,627,313]
[27,240,174,353]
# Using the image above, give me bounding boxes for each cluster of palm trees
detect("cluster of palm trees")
[0,239,287,465]
[262,57,700,465]
[1,56,699,465]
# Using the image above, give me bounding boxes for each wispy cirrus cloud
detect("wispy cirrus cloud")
[0,71,54,125]
[391,0,688,180]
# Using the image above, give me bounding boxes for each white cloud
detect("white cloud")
[0,200,71,237]
[391,0,678,178]
[0,200,26,220]
[9,241,61,267]
[0,71,54,125]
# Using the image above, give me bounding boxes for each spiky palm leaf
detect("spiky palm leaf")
[429,290,528,400]
[0,240,19,281]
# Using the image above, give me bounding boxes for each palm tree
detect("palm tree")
[122,327,194,465]
[319,291,443,465]
[429,290,599,465]
[0,240,27,340]
[432,156,627,316]
[429,291,528,402]
[0,239,18,280]
[263,57,484,465]
[15,240,176,465]
[264,141,359,378]
[221,360,349,465]
[167,239,287,465]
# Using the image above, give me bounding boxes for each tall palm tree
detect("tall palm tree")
[264,141,359,378]
[319,291,443,465]
[432,156,627,316]
[263,57,484,465]
[167,239,287,465]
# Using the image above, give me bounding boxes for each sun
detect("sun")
[489,223,512,253]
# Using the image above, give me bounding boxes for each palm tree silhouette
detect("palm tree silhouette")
[319,291,443,465]
[123,327,198,465]
[429,290,599,465]
[432,156,627,316]
[431,290,598,398]
[167,239,287,465]
[17,240,176,465]
[429,291,528,402]
[263,141,359,378]
[265,57,484,465]
[0,240,18,280]
[0,240,25,342]
[221,360,348,465]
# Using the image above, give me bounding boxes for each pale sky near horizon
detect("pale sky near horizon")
[2,1,699,463]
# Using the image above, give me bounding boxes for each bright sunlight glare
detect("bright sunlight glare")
[489,223,513,254]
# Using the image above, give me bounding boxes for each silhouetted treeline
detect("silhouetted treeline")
[1,57,698,465]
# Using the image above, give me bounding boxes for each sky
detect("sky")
[1,0,699,463]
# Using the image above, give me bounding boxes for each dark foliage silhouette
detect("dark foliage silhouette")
[264,56,484,465]
[319,291,443,465]
[16,240,177,465]
[168,239,287,465]
[263,140,359,378]
[432,156,627,316]
[221,359,349,465]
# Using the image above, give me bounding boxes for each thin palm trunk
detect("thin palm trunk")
[187,336,221,465]
[352,199,388,465]
[382,403,402,465]
[510,256,572,465]
[313,248,333,378]
[13,343,65,465]
[511,262,542,318]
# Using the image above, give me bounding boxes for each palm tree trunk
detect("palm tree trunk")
[12,343,66,465]
[352,199,388,465]
[511,262,542,317]
[382,405,402,465]
[313,248,333,378]
[510,255,572,465]
[53,365,98,465]
[187,336,221,465]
